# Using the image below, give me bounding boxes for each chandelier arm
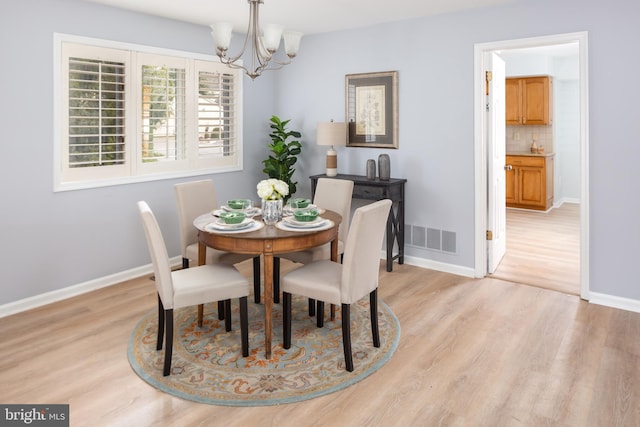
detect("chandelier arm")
[253,5,276,66]
[215,1,258,78]
[211,0,301,79]
[218,59,249,72]
[222,1,255,65]
[250,1,261,75]
[262,56,292,68]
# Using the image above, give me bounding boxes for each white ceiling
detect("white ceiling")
[82,0,516,35]
[81,0,578,58]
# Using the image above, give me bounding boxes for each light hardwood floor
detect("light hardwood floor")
[2,257,639,426]
[490,203,580,295]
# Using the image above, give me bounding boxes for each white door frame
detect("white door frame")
[473,31,590,300]
[486,52,507,274]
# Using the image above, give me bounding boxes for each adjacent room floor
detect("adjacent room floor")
[490,203,580,295]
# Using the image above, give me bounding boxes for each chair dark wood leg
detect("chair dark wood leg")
[273,257,280,303]
[163,309,174,376]
[341,303,353,372]
[218,301,225,321]
[316,301,324,327]
[224,299,232,332]
[182,257,189,269]
[198,304,204,327]
[370,289,380,347]
[253,256,261,304]
[308,298,316,316]
[239,297,249,357]
[156,294,165,351]
[283,292,292,349]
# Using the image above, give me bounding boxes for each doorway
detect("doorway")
[473,32,590,300]
[492,203,580,295]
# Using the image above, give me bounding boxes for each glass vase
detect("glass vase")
[262,199,283,225]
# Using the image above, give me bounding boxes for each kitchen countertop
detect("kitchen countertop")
[506,151,555,157]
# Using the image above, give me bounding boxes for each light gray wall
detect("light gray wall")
[273,0,640,301]
[2,0,640,306]
[554,78,581,202]
[0,0,277,305]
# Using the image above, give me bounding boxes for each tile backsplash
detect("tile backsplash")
[506,125,553,153]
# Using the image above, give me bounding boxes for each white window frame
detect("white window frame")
[53,33,243,192]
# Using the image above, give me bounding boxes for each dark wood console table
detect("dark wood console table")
[310,173,406,272]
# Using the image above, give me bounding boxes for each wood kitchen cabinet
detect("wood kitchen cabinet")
[506,76,552,125]
[505,154,554,210]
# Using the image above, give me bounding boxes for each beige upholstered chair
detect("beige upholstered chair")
[281,199,392,372]
[275,178,354,311]
[281,178,354,264]
[137,201,249,376]
[174,180,261,306]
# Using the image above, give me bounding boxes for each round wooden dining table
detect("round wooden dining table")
[194,209,342,359]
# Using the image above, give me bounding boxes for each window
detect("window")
[68,56,126,169]
[54,34,243,191]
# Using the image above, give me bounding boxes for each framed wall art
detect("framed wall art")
[345,70,398,148]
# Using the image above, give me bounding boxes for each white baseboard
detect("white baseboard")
[0,256,181,319]
[554,197,581,208]
[384,252,640,313]
[399,254,476,278]
[588,292,640,314]
[3,254,640,317]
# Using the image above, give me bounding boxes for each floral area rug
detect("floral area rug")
[128,295,400,406]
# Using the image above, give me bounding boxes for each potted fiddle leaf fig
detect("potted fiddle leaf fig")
[262,115,302,200]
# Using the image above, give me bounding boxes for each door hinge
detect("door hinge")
[486,230,493,240]
[485,71,493,95]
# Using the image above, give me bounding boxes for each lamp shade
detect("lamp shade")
[283,31,303,57]
[210,23,233,51]
[262,24,283,52]
[317,122,346,147]
[317,122,346,177]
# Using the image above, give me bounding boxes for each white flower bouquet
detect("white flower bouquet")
[257,178,289,200]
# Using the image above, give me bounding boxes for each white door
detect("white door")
[486,52,507,273]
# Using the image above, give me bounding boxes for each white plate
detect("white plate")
[284,204,325,216]
[285,202,317,211]
[283,215,323,226]
[222,205,256,212]
[204,220,264,234]
[282,217,328,229]
[209,218,254,230]
[219,207,260,217]
[276,219,334,232]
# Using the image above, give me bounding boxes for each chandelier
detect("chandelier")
[210,0,303,80]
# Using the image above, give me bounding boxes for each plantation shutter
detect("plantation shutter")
[140,64,186,163]
[56,37,242,191]
[68,57,126,168]
[197,68,237,158]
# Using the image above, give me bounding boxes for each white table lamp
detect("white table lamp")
[317,121,347,177]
